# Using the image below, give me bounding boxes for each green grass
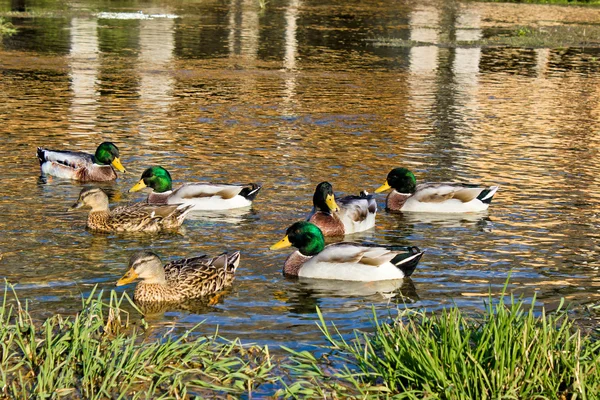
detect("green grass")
[0,283,276,399]
[0,282,598,398]
[281,293,600,398]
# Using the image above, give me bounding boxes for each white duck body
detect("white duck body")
[290,243,423,281]
[150,183,259,210]
[336,194,377,234]
[37,143,125,182]
[376,168,499,213]
[388,183,498,213]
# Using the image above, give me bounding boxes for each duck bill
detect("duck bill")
[128,179,147,193]
[325,194,340,212]
[116,268,138,286]
[374,181,391,193]
[111,157,126,173]
[68,202,83,211]
[270,235,292,250]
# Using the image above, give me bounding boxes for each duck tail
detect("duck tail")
[226,251,241,274]
[239,183,262,201]
[477,186,499,204]
[212,251,241,273]
[175,204,195,222]
[37,147,47,165]
[391,246,424,277]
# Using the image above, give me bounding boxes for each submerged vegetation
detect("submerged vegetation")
[482,0,600,4]
[373,24,600,49]
[0,17,16,37]
[0,283,598,398]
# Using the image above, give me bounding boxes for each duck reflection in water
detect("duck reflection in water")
[277,277,419,315]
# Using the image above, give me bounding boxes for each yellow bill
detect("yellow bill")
[128,179,147,193]
[111,157,126,173]
[325,194,340,212]
[270,235,292,250]
[374,181,391,193]
[116,268,138,286]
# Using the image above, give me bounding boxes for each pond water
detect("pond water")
[1,0,600,350]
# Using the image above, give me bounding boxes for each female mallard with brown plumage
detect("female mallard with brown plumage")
[375,167,498,213]
[69,187,193,233]
[308,182,376,236]
[116,251,240,303]
[270,221,423,281]
[129,166,262,210]
[37,142,126,181]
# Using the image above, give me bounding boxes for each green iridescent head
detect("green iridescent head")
[313,182,340,213]
[270,221,325,256]
[375,167,417,194]
[94,142,126,172]
[129,166,173,193]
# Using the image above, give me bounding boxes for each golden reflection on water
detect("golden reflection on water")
[1,0,600,344]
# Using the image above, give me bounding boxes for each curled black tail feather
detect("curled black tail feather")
[239,183,262,201]
[391,246,424,277]
[37,147,47,165]
[478,190,493,204]
[477,186,498,204]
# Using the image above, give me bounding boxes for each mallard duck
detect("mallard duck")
[69,187,193,232]
[116,251,240,303]
[308,182,377,236]
[37,142,126,181]
[270,221,423,281]
[375,167,499,213]
[129,166,262,210]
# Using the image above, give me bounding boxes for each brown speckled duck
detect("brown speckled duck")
[116,251,241,303]
[308,182,376,236]
[37,142,126,182]
[69,187,193,232]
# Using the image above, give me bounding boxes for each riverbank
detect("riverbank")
[1,284,597,398]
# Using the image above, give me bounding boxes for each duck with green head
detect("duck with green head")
[69,187,193,233]
[37,142,126,182]
[129,166,262,210]
[308,182,377,236]
[116,250,240,305]
[270,221,423,281]
[375,167,499,213]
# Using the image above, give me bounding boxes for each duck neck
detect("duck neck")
[88,211,110,224]
[388,191,410,209]
[148,191,172,204]
[283,252,311,276]
[135,283,177,303]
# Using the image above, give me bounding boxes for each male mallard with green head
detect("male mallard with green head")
[70,187,193,233]
[37,142,126,181]
[375,168,498,213]
[116,251,240,303]
[129,166,261,210]
[270,221,423,281]
[308,182,376,236]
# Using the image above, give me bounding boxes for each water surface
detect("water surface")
[1,0,600,349]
